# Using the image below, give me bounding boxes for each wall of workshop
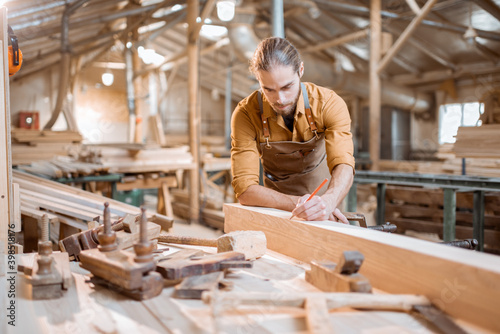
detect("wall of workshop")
[9,69,67,130]
[9,66,131,143]
[74,66,129,143]
[410,82,494,154]
[161,80,231,138]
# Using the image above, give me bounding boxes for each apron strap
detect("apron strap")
[301,82,319,139]
[258,90,271,148]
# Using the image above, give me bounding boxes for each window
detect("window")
[438,102,484,144]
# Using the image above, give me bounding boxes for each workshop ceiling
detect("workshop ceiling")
[4,0,500,101]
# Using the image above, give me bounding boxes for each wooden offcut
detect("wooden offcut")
[174,271,224,299]
[223,203,500,333]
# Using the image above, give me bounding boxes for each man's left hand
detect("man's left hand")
[291,195,348,224]
[328,208,349,224]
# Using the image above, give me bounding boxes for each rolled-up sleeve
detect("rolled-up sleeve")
[322,93,355,173]
[230,105,261,198]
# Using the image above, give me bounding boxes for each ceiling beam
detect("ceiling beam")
[315,0,500,41]
[190,0,216,41]
[301,29,369,54]
[471,0,500,23]
[392,61,500,86]
[14,0,178,40]
[383,25,456,71]
[377,0,439,74]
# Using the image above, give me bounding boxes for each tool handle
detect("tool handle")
[202,291,430,311]
[343,212,367,227]
[157,234,217,247]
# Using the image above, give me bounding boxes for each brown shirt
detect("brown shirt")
[230,82,355,198]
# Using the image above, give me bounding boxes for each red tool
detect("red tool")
[289,178,328,220]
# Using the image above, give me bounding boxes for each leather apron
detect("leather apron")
[258,83,330,196]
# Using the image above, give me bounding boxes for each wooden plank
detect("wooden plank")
[0,8,13,254]
[20,187,116,219]
[305,296,334,334]
[20,189,104,222]
[15,176,139,217]
[223,203,500,333]
[13,170,173,229]
[12,182,21,232]
[157,181,174,218]
[20,206,59,223]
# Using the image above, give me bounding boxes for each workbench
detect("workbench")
[347,170,500,251]
[224,204,500,333]
[2,244,487,334]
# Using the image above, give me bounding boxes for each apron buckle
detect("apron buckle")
[265,137,271,149]
[313,130,319,140]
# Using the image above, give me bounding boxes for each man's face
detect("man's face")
[256,63,303,117]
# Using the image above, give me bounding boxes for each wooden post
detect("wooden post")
[132,30,143,144]
[369,0,381,170]
[187,0,200,223]
[0,7,13,255]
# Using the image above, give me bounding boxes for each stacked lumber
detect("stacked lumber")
[16,156,109,178]
[88,145,195,173]
[378,159,448,174]
[164,134,229,155]
[11,128,83,144]
[453,124,500,159]
[11,128,83,165]
[170,189,225,230]
[13,170,173,233]
[438,143,500,177]
[203,154,231,172]
[383,185,500,254]
[11,142,82,166]
[379,147,500,178]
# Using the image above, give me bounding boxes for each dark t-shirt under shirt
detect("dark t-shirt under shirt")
[283,114,294,132]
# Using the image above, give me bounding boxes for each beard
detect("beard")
[270,89,301,117]
[271,101,297,117]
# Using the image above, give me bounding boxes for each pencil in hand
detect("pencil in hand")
[289,178,329,220]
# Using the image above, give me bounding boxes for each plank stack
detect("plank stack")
[383,185,500,254]
[13,170,173,251]
[88,144,195,173]
[11,128,83,165]
[453,124,500,159]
